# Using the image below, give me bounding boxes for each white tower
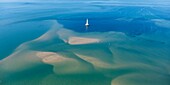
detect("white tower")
[85,19,89,29]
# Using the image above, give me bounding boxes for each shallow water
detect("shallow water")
[0,0,170,85]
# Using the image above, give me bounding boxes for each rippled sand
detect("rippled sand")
[0,20,170,85]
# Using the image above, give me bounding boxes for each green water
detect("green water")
[0,20,170,85]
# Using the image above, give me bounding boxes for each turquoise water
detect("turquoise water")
[0,0,170,85]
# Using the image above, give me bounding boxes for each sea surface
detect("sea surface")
[0,0,170,85]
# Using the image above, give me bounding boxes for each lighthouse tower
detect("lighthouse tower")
[85,19,89,29]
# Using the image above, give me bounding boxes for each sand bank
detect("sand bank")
[36,52,68,63]
[74,53,113,69]
[36,51,94,74]
[68,37,100,45]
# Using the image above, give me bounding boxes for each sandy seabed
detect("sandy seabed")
[0,20,170,85]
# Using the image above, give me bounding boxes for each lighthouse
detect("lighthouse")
[85,19,89,29]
